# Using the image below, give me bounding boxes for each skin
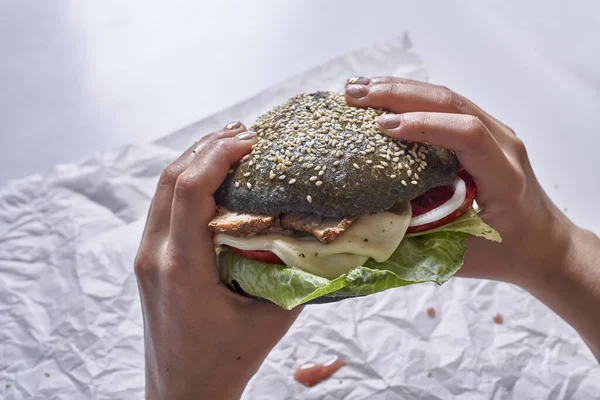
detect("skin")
[345,76,600,360]
[135,123,301,399]
[136,77,600,399]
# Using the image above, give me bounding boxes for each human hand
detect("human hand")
[134,123,302,399]
[345,77,600,360]
[344,76,573,288]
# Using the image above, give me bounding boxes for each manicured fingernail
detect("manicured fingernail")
[236,130,257,140]
[345,84,369,99]
[378,114,402,129]
[225,121,242,130]
[347,76,370,85]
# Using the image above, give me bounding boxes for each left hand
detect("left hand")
[134,122,302,400]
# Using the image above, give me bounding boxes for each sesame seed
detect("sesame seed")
[248,160,253,166]
[318,170,324,176]
[410,159,415,165]
[289,178,296,184]
[401,180,407,186]
[414,173,419,179]
[307,195,312,203]
[392,157,399,162]
[366,160,373,164]
[246,182,252,189]
[380,161,389,167]
[284,161,292,166]
[353,163,360,169]
[411,180,418,185]
[333,160,340,166]
[234,181,240,187]
[242,155,250,161]
[407,170,412,176]
[307,163,314,169]
[310,176,318,181]
[316,181,323,186]
[375,165,384,170]
[269,172,276,179]
[243,172,251,177]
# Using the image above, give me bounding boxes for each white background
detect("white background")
[1,0,599,231]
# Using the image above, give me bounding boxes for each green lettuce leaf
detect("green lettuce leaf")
[217,209,499,310]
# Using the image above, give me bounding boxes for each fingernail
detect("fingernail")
[225,121,242,130]
[236,130,257,140]
[378,114,402,129]
[345,84,369,99]
[347,76,370,85]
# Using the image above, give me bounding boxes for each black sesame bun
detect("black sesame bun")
[216,92,459,217]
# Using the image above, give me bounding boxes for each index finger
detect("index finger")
[168,131,258,265]
[378,112,520,207]
[344,77,516,146]
[142,122,247,245]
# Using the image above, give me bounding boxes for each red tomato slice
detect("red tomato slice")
[230,247,285,265]
[406,170,476,234]
[410,184,456,217]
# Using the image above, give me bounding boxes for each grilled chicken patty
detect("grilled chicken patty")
[209,208,356,244]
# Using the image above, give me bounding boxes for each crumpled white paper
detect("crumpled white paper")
[1,34,598,400]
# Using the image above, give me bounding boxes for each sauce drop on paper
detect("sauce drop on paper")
[294,356,346,387]
[426,307,436,317]
[493,313,504,324]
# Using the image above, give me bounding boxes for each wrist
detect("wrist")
[515,206,576,292]
[145,364,246,400]
[522,222,600,359]
[147,386,243,400]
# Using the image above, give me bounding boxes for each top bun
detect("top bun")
[216,92,459,217]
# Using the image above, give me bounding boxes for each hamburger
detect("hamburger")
[210,92,500,310]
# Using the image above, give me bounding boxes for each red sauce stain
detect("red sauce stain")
[294,356,346,387]
[426,307,436,318]
[493,313,504,324]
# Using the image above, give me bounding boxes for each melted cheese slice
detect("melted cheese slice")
[214,202,411,279]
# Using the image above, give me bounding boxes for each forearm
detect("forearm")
[146,382,244,400]
[525,226,600,360]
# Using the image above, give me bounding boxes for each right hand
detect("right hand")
[344,76,573,289]
[345,77,600,360]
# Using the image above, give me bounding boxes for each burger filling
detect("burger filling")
[210,172,476,279]
[212,202,411,279]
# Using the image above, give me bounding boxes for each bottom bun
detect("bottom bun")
[229,279,358,305]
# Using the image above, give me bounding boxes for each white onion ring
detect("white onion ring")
[409,176,466,227]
